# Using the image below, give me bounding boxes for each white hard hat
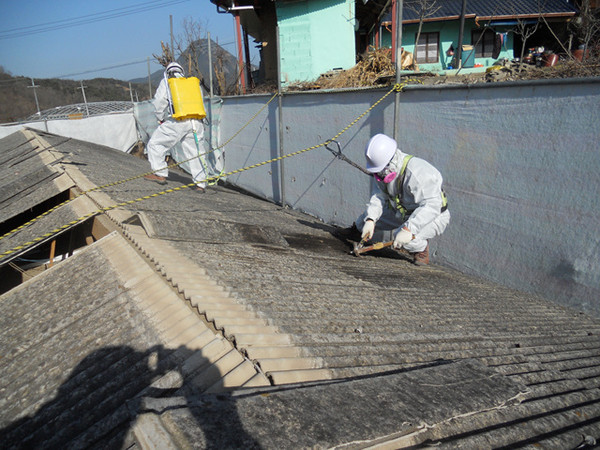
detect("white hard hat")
[365,134,397,173]
[166,62,184,77]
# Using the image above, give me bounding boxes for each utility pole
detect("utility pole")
[77,80,90,117]
[147,57,152,98]
[234,13,246,93]
[393,0,403,141]
[457,0,467,69]
[276,25,286,208]
[208,32,214,154]
[170,15,174,56]
[27,78,41,117]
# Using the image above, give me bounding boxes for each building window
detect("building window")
[472,29,495,57]
[415,32,439,63]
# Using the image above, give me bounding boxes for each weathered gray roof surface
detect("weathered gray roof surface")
[1,129,600,448]
[0,131,66,222]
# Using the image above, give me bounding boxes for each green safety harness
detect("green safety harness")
[388,155,448,220]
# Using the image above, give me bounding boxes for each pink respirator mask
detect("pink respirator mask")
[374,166,397,184]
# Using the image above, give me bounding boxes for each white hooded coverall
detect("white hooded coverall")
[357,149,450,253]
[146,74,208,188]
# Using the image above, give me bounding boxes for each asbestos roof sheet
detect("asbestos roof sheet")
[0,232,261,448]
[0,130,69,223]
[1,129,600,448]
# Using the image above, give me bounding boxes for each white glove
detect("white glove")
[393,227,413,249]
[361,220,375,240]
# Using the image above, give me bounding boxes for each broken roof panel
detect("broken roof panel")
[0,130,72,223]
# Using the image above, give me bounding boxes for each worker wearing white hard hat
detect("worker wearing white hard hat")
[352,133,450,265]
[144,62,209,192]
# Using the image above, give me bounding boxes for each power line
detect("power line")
[0,58,161,85]
[0,0,190,40]
[52,59,161,79]
[0,0,172,34]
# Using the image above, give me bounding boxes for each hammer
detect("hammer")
[352,240,394,256]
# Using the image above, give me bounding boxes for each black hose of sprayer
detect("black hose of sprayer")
[325,140,371,176]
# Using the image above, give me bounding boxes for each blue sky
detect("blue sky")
[0,0,252,81]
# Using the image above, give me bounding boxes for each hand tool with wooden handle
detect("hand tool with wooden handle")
[352,240,394,256]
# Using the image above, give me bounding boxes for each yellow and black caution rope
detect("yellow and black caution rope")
[1,82,413,259]
[0,93,279,243]
[0,143,321,260]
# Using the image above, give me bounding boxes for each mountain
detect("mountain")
[0,39,242,123]
[0,70,150,124]
[130,38,242,96]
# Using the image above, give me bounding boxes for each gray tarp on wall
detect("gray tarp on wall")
[214,79,600,317]
[0,113,139,152]
[17,79,596,317]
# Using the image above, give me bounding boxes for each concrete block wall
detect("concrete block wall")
[214,78,600,318]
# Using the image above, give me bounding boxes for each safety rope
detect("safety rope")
[0,82,410,259]
[0,144,321,260]
[0,93,279,243]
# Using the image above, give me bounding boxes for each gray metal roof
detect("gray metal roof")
[388,0,578,23]
[1,129,600,448]
[26,101,133,122]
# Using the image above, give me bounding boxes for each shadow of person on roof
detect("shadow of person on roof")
[0,344,260,449]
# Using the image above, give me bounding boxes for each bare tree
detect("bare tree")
[174,17,209,79]
[516,20,541,64]
[153,41,175,68]
[166,17,242,95]
[571,0,600,60]
[213,45,228,95]
[503,0,542,66]
[404,0,442,64]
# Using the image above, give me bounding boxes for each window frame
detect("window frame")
[472,28,496,58]
[415,32,440,64]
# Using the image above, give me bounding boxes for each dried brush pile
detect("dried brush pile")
[515,59,600,80]
[486,57,600,82]
[290,48,397,91]
[253,49,600,94]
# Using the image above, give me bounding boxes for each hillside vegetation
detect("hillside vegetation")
[0,69,151,123]
[0,37,241,124]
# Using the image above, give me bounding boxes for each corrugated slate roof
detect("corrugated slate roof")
[1,129,600,448]
[0,130,67,223]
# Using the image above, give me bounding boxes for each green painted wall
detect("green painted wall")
[276,0,356,84]
[381,19,514,71]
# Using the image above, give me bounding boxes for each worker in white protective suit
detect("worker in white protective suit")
[340,133,450,265]
[144,62,208,193]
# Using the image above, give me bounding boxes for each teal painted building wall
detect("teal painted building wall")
[381,19,514,71]
[276,0,356,84]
